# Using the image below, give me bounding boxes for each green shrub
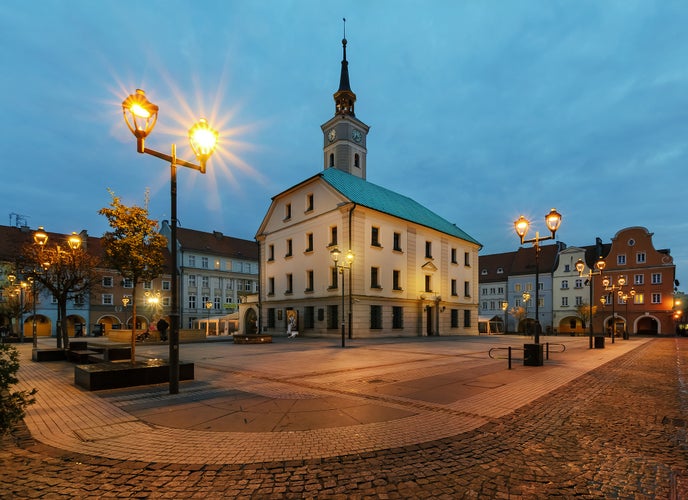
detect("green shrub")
[0,343,37,435]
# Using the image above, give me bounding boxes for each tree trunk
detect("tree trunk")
[60,302,69,350]
[130,289,137,363]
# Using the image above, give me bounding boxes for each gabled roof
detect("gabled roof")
[176,227,258,260]
[320,167,481,246]
[478,251,517,282]
[509,244,562,276]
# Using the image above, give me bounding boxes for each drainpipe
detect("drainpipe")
[348,203,357,339]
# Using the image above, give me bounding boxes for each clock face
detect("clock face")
[352,129,362,143]
[328,129,336,142]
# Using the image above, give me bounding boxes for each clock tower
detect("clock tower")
[320,35,369,179]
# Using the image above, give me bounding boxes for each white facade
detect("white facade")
[551,246,588,334]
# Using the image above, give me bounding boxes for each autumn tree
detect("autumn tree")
[99,190,167,362]
[22,233,100,349]
[575,302,597,330]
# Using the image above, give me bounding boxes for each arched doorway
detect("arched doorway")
[244,308,257,335]
[558,316,584,335]
[637,316,659,335]
[22,315,52,337]
[604,317,625,337]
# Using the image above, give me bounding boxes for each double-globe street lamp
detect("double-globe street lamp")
[575,256,606,349]
[600,274,627,344]
[621,289,636,340]
[514,209,562,367]
[522,291,531,335]
[122,89,218,395]
[330,247,354,348]
[31,226,49,347]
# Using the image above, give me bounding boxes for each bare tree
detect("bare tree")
[99,190,167,362]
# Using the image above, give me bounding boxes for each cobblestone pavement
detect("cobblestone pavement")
[2,337,687,498]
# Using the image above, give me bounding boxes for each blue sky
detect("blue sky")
[1,1,687,289]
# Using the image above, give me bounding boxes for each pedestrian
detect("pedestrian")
[157,318,169,341]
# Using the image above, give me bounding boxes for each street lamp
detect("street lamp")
[330,247,354,348]
[122,89,218,395]
[575,256,606,349]
[601,274,626,344]
[620,289,635,340]
[205,301,213,336]
[31,227,49,348]
[514,208,562,345]
[501,301,508,333]
[522,292,531,335]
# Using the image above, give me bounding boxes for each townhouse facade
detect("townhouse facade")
[160,222,259,333]
[255,36,481,338]
[480,227,678,336]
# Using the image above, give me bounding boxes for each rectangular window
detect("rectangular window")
[371,267,381,288]
[574,279,583,289]
[102,294,113,305]
[285,203,292,220]
[451,309,459,328]
[393,232,402,251]
[425,241,433,259]
[371,226,381,247]
[634,274,644,285]
[392,306,403,329]
[370,305,382,329]
[463,310,471,328]
[102,276,113,287]
[162,280,170,291]
[268,277,275,295]
[123,278,133,288]
[392,270,402,290]
[464,281,471,297]
[285,274,293,294]
[651,293,661,304]
[201,276,209,288]
[451,279,458,296]
[464,252,470,266]
[142,281,152,290]
[634,293,644,305]
[651,273,662,284]
[575,296,583,306]
[189,255,196,267]
[305,233,314,252]
[305,270,314,292]
[561,297,568,306]
[561,280,568,289]
[451,248,457,264]
[189,275,197,287]
[327,305,339,329]
[306,193,314,212]
[286,239,293,257]
[330,226,338,246]
[331,267,339,289]
[617,254,626,265]
[268,244,275,261]
[188,295,197,309]
[267,308,276,328]
[425,275,432,293]
[636,252,646,263]
[214,297,221,309]
[515,283,522,292]
[163,297,170,307]
[201,257,209,269]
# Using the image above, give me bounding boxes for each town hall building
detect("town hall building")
[255,36,481,339]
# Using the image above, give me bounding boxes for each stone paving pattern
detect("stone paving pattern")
[1,336,687,498]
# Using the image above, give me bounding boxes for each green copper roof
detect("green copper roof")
[321,168,481,246]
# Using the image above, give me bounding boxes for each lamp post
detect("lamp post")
[601,274,626,344]
[514,208,562,345]
[575,257,606,349]
[205,301,213,336]
[330,247,354,348]
[31,227,49,348]
[620,289,635,340]
[501,301,508,333]
[122,89,218,395]
[522,291,531,335]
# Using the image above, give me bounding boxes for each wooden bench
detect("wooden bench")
[75,360,195,390]
[68,350,99,363]
[32,348,66,362]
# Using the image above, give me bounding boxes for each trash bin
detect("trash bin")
[594,335,605,349]
[523,343,544,366]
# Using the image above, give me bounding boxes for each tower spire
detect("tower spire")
[334,18,356,116]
